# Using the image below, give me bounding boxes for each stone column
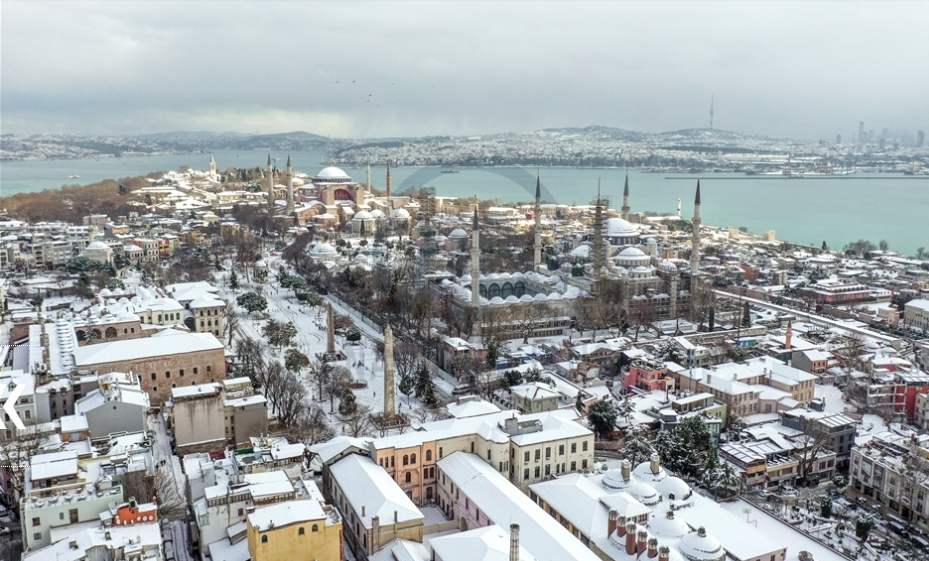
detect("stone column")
[326,303,335,355]
[383,325,396,418]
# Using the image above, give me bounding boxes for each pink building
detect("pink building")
[624,359,669,392]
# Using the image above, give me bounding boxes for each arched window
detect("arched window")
[91,329,102,339]
[76,330,86,341]
[479,285,488,298]
[312,524,319,532]
[105,327,117,338]
[405,472,412,484]
[426,450,432,462]
[501,282,514,298]
[261,535,268,544]
[488,284,501,299]
[514,281,526,297]
[402,455,409,466]
[410,453,417,464]
[298,527,305,535]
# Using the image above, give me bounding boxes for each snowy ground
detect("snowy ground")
[148,410,192,561]
[814,382,890,446]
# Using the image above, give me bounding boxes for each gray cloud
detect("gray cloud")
[2,1,927,139]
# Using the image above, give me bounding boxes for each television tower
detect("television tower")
[709,95,714,130]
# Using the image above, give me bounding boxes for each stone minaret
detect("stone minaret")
[669,274,679,319]
[266,153,275,211]
[88,225,96,244]
[386,160,392,199]
[209,154,217,178]
[592,179,607,280]
[509,524,520,561]
[366,163,371,190]
[785,319,793,350]
[691,180,702,275]
[285,154,295,215]
[533,172,542,269]
[383,324,396,418]
[621,171,631,221]
[470,206,481,307]
[326,303,335,355]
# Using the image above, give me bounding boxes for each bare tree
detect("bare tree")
[631,299,657,342]
[119,468,186,521]
[791,419,834,483]
[343,403,373,437]
[288,405,337,446]
[0,423,51,498]
[223,299,240,346]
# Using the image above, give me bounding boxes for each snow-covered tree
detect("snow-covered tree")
[587,400,619,439]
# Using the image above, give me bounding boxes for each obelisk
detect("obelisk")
[326,303,335,356]
[383,324,396,418]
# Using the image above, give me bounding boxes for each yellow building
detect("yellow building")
[247,495,343,561]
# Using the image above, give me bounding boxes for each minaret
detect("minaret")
[386,161,392,199]
[470,206,481,307]
[88,224,96,244]
[285,154,295,215]
[677,199,682,219]
[621,171,631,221]
[209,154,217,178]
[691,180,702,275]
[366,163,372,190]
[592,179,607,280]
[383,324,396,418]
[785,319,793,350]
[533,171,542,269]
[266,153,274,211]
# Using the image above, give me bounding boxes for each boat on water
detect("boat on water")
[904,160,921,175]
[440,169,460,174]
[69,175,80,179]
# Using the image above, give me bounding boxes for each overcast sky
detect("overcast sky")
[2,1,927,140]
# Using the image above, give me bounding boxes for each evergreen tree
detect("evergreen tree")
[229,269,240,291]
[413,362,437,406]
[398,373,415,405]
[742,302,751,328]
[587,400,619,439]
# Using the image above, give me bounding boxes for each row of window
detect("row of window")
[521,459,587,481]
[150,366,210,380]
[520,441,587,463]
[258,524,318,542]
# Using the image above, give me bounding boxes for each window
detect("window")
[545,464,550,476]
[34,533,42,542]
[582,441,588,452]
[238,508,244,516]
[571,443,577,453]
[298,527,305,535]
[391,457,395,468]
[487,449,491,460]
[534,466,541,478]
[535,449,541,461]
[524,451,530,463]
[439,447,443,458]
[32,517,40,526]
[403,455,409,466]
[207,365,212,373]
[582,459,588,469]
[405,472,412,483]
[410,453,417,464]
[426,450,432,462]
[165,371,171,378]
[524,468,530,480]
[312,524,318,532]
[179,369,184,377]
[261,535,268,544]
[193,367,199,374]
[559,445,565,455]
[570,461,577,471]
[151,373,157,381]
[546,447,551,459]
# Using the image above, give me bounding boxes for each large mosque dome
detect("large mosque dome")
[606,217,639,237]
[315,166,352,183]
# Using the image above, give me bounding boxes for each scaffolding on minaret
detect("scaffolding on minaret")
[417,186,439,282]
[591,179,609,283]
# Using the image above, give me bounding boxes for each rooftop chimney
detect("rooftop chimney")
[617,515,627,536]
[621,460,632,481]
[650,453,661,475]
[625,522,637,555]
[647,538,658,558]
[608,509,619,537]
[636,530,648,555]
[510,524,520,561]
[659,545,671,561]
[698,526,707,537]
[372,515,380,552]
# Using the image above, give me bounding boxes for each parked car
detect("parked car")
[798,551,814,561]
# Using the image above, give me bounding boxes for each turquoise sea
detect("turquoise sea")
[2,150,927,257]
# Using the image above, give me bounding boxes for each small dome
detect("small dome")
[602,469,634,491]
[490,296,504,303]
[648,510,691,541]
[626,481,661,506]
[370,209,386,219]
[655,476,691,501]
[618,247,647,257]
[505,295,519,302]
[677,528,725,561]
[86,241,110,250]
[311,243,337,255]
[315,166,352,182]
[533,293,548,301]
[519,294,533,302]
[449,228,468,238]
[633,458,668,483]
[391,208,411,219]
[353,210,374,220]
